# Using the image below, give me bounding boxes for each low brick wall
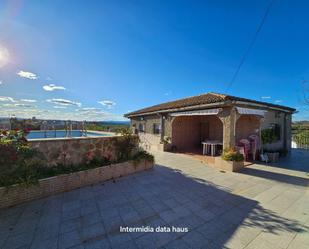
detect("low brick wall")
[29,135,139,166]
[0,160,153,209]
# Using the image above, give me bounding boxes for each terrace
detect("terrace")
[0,148,308,249]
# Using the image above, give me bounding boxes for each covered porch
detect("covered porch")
[169,107,265,161]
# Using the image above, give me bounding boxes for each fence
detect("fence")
[292,132,309,149]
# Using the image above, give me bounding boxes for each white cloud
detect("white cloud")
[14,103,36,108]
[164,91,172,96]
[0,96,16,102]
[46,98,81,107]
[1,103,15,107]
[43,84,66,91]
[53,106,67,109]
[0,80,2,85]
[46,76,53,81]
[17,70,38,80]
[275,100,283,103]
[81,107,100,111]
[20,99,37,103]
[0,105,125,121]
[261,96,271,99]
[98,100,116,109]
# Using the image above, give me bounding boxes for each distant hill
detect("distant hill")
[98,121,130,125]
[293,121,309,126]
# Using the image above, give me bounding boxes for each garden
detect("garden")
[0,128,154,208]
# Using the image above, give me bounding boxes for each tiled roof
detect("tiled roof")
[125,92,296,117]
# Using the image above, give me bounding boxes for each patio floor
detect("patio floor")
[0,149,309,249]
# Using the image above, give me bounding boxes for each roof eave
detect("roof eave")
[124,101,229,118]
[233,100,296,113]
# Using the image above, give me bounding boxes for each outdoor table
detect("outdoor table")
[202,140,223,156]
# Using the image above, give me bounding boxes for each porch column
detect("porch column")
[219,107,239,150]
[160,114,165,141]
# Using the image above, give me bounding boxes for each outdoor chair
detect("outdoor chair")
[248,134,260,160]
[238,139,251,161]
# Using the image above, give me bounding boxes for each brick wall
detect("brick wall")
[171,116,223,151]
[235,115,260,141]
[0,160,154,209]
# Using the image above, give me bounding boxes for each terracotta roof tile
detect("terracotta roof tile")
[125,92,295,116]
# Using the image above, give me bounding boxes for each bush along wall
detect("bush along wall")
[0,128,154,188]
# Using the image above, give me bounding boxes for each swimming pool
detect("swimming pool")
[27,130,112,139]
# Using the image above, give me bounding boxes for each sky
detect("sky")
[0,0,309,121]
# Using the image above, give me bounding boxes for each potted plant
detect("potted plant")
[261,128,280,162]
[162,136,172,151]
[220,147,245,172]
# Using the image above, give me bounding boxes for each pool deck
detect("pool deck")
[0,149,308,249]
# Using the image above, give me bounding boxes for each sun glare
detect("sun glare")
[0,45,10,68]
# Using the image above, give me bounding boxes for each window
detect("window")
[138,123,145,132]
[270,123,281,140]
[153,123,161,134]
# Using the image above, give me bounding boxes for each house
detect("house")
[124,92,296,155]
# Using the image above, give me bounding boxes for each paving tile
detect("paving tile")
[135,233,159,249]
[30,236,58,249]
[62,208,81,221]
[81,222,105,242]
[115,239,137,249]
[34,222,60,240]
[58,229,82,249]
[60,218,82,234]
[83,237,111,249]
[164,238,191,249]
[81,212,101,227]
[108,232,132,248]
[3,232,33,249]
[159,210,179,223]
[182,230,210,249]
[102,215,123,234]
[287,239,309,249]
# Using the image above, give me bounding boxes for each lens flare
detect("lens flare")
[0,45,10,68]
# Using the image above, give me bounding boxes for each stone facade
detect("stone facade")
[29,135,139,166]
[0,160,154,209]
[261,110,292,151]
[129,105,293,153]
[130,115,162,150]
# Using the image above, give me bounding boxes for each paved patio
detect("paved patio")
[0,149,308,249]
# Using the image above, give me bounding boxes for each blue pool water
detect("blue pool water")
[27,130,111,139]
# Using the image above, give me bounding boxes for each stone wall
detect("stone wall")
[29,135,139,166]
[0,160,154,209]
[130,116,163,151]
[261,110,291,151]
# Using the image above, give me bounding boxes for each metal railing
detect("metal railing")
[292,132,309,149]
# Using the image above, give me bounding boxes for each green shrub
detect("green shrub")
[222,148,244,162]
[0,129,46,187]
[261,127,280,144]
[114,128,139,162]
[0,129,153,188]
[131,150,154,163]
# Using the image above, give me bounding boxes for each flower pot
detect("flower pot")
[216,158,245,172]
[266,152,279,162]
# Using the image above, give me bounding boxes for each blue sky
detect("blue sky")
[0,0,308,121]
